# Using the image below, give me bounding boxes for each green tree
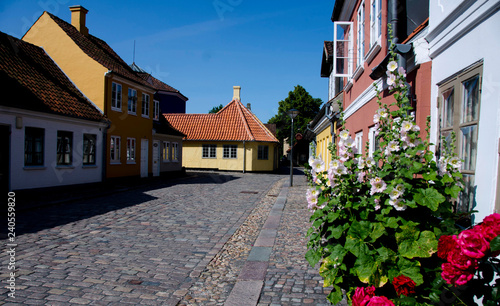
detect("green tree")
[208,104,224,114]
[268,85,322,145]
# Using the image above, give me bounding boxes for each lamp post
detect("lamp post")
[287,109,299,187]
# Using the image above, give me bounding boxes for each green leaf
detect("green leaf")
[369,222,386,242]
[412,161,423,171]
[445,185,461,198]
[422,172,437,181]
[490,235,500,252]
[397,227,438,259]
[442,173,454,183]
[385,217,399,228]
[413,188,445,211]
[327,285,344,304]
[305,249,321,267]
[347,221,371,240]
[397,257,424,286]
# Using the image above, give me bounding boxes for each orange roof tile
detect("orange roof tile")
[164,100,278,143]
[0,31,107,122]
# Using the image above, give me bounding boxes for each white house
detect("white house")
[0,31,108,191]
[426,0,500,222]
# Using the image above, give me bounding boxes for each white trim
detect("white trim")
[353,65,364,81]
[111,82,123,112]
[333,21,354,78]
[126,137,136,162]
[110,135,121,163]
[365,41,381,64]
[355,131,364,155]
[312,116,331,134]
[141,93,150,118]
[344,79,353,92]
[127,88,137,115]
[368,126,378,157]
[427,0,500,58]
[356,1,365,68]
[343,79,383,119]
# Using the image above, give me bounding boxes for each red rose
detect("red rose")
[366,296,395,306]
[353,286,376,306]
[447,247,478,270]
[437,235,458,260]
[457,228,489,259]
[393,275,416,296]
[477,213,500,241]
[441,263,475,286]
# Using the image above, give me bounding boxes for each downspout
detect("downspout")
[102,71,112,182]
[243,140,246,173]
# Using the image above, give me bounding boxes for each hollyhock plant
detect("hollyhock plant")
[305,25,476,305]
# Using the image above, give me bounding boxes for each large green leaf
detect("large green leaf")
[347,221,371,240]
[345,236,370,258]
[354,253,388,286]
[327,285,344,304]
[305,248,321,267]
[397,257,424,285]
[490,235,500,252]
[413,188,445,211]
[397,227,438,258]
[369,222,386,242]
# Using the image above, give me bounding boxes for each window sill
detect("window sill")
[128,112,137,116]
[126,161,136,164]
[365,42,381,65]
[142,115,150,119]
[110,161,121,165]
[56,165,75,169]
[353,65,364,81]
[163,160,170,163]
[111,107,122,112]
[23,166,46,170]
[202,157,217,159]
[82,164,98,168]
[344,79,353,92]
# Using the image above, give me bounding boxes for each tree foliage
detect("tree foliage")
[268,85,322,144]
[208,104,224,114]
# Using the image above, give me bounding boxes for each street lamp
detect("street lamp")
[287,109,299,187]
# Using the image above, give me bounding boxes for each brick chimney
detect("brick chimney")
[69,5,89,36]
[233,86,241,101]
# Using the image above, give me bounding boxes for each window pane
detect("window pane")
[460,125,478,171]
[439,130,452,156]
[462,76,479,123]
[442,88,454,128]
[458,174,475,213]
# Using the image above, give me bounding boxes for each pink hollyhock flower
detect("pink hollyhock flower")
[370,177,387,195]
[374,198,381,211]
[441,262,476,287]
[367,296,395,306]
[352,286,376,306]
[393,275,416,297]
[357,171,366,183]
[457,228,489,259]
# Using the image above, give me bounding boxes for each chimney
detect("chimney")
[233,86,241,101]
[246,103,251,110]
[69,5,89,36]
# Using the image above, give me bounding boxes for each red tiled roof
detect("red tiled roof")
[46,12,154,89]
[164,100,279,143]
[0,31,107,122]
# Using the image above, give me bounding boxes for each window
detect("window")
[438,63,482,213]
[368,126,380,157]
[370,0,382,47]
[202,144,217,158]
[357,1,365,67]
[110,136,121,163]
[172,142,179,161]
[355,131,364,155]
[24,127,44,166]
[162,141,170,162]
[128,89,137,114]
[83,134,96,165]
[127,138,136,162]
[111,82,122,111]
[153,100,160,120]
[333,21,353,78]
[258,145,269,160]
[57,131,73,165]
[142,93,150,118]
[223,145,237,159]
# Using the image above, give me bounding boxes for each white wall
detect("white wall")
[428,0,500,222]
[0,108,106,190]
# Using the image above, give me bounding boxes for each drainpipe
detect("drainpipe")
[243,140,246,173]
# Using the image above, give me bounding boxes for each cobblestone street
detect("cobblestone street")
[1,171,336,305]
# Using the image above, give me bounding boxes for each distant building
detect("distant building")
[165,87,279,172]
[0,31,108,191]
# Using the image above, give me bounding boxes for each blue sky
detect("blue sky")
[0,0,333,123]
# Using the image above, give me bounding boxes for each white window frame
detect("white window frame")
[333,21,354,78]
[153,100,160,121]
[162,141,170,162]
[223,145,237,159]
[128,89,137,114]
[368,126,379,157]
[357,1,365,68]
[142,93,150,118]
[126,138,136,163]
[172,142,179,162]
[111,82,122,111]
[202,144,217,159]
[370,0,382,48]
[110,136,121,164]
[355,131,364,155]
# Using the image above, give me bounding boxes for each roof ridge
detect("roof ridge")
[234,100,254,141]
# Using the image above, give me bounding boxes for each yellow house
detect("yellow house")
[165,87,279,172]
[23,6,158,178]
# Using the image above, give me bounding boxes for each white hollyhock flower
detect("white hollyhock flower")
[387,60,398,72]
[339,130,350,141]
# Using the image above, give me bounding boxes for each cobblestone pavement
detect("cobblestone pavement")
[258,175,340,306]
[0,172,282,305]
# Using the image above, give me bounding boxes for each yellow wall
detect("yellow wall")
[23,13,156,178]
[23,12,108,110]
[182,141,276,172]
[316,126,332,165]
